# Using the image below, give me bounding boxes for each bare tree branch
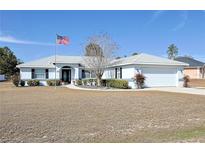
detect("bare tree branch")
[83,33,118,86]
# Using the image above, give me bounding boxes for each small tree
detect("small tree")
[115,56,121,59]
[83,33,118,86]
[85,43,103,57]
[0,47,23,79]
[183,75,190,88]
[11,73,20,87]
[132,52,139,56]
[167,44,178,59]
[133,73,146,89]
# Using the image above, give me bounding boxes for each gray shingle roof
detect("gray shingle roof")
[110,53,188,67]
[17,53,189,68]
[175,56,205,67]
[16,55,84,68]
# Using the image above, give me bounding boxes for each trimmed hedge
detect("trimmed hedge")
[27,80,40,86]
[82,79,87,86]
[101,79,107,87]
[106,79,129,89]
[46,80,61,86]
[82,78,97,86]
[76,78,129,89]
[76,80,82,85]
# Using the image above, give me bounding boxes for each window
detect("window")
[120,67,122,79]
[115,68,117,79]
[32,69,46,79]
[82,70,85,79]
[46,69,49,79]
[115,67,122,79]
[31,69,35,79]
[82,70,96,79]
[90,71,96,78]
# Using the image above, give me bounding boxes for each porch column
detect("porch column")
[74,67,79,80]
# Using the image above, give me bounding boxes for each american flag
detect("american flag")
[56,34,69,45]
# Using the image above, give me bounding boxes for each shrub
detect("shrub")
[183,75,190,87]
[88,78,93,86]
[133,73,146,89]
[72,80,76,85]
[46,80,61,86]
[27,80,40,86]
[93,78,97,86]
[11,73,20,87]
[76,80,82,85]
[82,79,88,86]
[101,79,107,87]
[20,80,25,87]
[106,79,129,89]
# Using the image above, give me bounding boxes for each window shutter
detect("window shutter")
[82,70,85,79]
[115,68,117,79]
[46,69,49,79]
[120,67,122,79]
[31,69,35,79]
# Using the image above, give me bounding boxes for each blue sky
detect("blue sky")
[0,10,205,62]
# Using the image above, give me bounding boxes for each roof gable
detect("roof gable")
[110,53,188,66]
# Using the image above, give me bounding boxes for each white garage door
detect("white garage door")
[142,67,177,87]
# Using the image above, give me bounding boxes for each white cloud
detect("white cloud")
[172,11,188,31]
[0,35,54,46]
[147,10,165,24]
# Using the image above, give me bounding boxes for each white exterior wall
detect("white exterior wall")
[121,66,135,88]
[48,68,56,79]
[104,65,183,88]
[19,63,82,86]
[19,63,184,88]
[55,63,80,82]
[74,68,78,80]
[102,68,115,79]
[20,68,32,80]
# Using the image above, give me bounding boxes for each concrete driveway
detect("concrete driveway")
[149,87,205,96]
[67,85,205,96]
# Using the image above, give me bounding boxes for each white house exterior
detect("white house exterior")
[17,53,188,88]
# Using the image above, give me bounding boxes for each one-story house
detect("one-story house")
[17,53,188,88]
[175,56,205,79]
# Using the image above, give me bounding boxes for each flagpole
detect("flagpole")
[55,35,57,89]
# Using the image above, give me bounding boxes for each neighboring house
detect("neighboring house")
[0,74,5,81]
[175,56,205,79]
[17,53,188,88]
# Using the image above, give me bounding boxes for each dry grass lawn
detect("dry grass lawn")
[0,82,205,143]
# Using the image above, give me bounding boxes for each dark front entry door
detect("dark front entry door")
[62,69,71,83]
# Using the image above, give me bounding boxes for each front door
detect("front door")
[62,69,71,83]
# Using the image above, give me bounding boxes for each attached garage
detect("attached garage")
[105,53,189,88]
[141,67,177,87]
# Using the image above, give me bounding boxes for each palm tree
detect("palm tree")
[167,44,178,59]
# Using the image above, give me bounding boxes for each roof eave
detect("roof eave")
[17,65,55,68]
[109,62,189,67]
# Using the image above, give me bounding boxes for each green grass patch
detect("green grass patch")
[172,127,205,140]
